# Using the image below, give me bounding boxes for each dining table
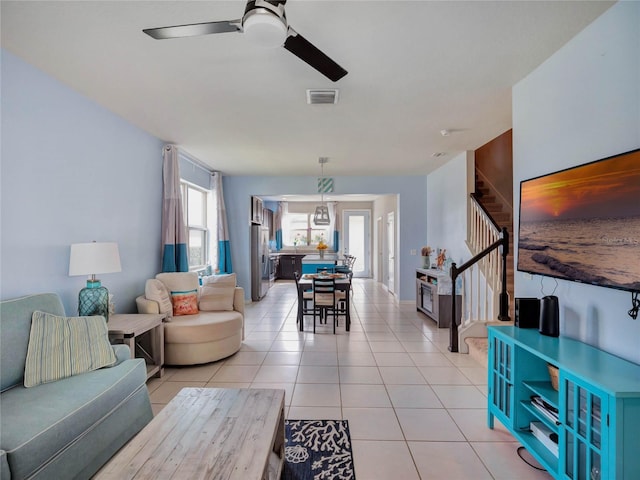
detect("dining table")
[297,273,352,332]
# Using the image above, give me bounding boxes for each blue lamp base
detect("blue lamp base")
[78,280,110,321]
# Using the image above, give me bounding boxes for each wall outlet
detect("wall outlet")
[410,249,416,255]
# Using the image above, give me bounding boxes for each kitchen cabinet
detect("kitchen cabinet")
[487,326,640,479]
[277,255,304,280]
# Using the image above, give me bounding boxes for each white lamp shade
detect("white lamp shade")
[69,242,122,276]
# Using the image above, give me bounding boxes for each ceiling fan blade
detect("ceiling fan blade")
[284,28,347,82]
[143,20,242,40]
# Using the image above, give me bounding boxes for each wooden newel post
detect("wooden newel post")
[498,227,510,321]
[448,262,459,353]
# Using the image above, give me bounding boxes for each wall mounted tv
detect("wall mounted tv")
[517,148,640,293]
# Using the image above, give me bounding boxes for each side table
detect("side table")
[108,313,166,379]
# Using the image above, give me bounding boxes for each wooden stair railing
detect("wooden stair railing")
[448,227,510,352]
[463,194,511,322]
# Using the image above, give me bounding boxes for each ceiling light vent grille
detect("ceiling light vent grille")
[306,89,339,105]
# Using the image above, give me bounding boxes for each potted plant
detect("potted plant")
[317,239,328,259]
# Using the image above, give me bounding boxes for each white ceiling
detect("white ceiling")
[1,1,613,177]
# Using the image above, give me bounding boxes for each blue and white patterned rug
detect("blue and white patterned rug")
[282,419,355,480]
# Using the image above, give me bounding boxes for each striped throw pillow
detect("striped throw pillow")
[24,311,116,388]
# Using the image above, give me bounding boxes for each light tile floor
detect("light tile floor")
[147,279,552,479]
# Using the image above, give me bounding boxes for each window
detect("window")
[181,182,210,270]
[282,212,331,248]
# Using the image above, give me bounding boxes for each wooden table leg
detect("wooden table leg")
[346,286,351,331]
[149,323,164,378]
[123,335,135,359]
[298,287,304,331]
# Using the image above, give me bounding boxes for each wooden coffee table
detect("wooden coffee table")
[96,388,285,480]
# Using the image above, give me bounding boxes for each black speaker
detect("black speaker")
[539,295,560,337]
[515,298,540,328]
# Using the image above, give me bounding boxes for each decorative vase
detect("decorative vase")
[319,250,325,259]
[422,256,430,269]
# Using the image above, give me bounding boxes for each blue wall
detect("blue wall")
[513,1,640,363]
[1,51,165,315]
[223,175,428,302]
[0,49,428,311]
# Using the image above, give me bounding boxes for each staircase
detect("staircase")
[474,172,514,319]
[453,169,515,356]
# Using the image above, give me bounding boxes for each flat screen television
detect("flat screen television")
[517,148,640,293]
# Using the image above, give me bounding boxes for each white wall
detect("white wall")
[1,51,165,315]
[373,195,399,288]
[513,1,640,363]
[426,151,472,267]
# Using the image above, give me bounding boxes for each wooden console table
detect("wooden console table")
[108,313,165,379]
[415,268,461,328]
[96,388,286,480]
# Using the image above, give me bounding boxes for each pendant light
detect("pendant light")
[313,157,331,225]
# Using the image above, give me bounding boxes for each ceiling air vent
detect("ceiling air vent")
[306,89,339,105]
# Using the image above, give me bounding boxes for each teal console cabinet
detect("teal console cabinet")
[487,326,640,480]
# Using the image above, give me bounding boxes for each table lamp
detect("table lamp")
[69,241,121,321]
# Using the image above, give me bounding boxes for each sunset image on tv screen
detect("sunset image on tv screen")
[518,149,640,292]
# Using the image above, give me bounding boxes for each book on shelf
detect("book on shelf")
[530,395,559,424]
[530,421,559,457]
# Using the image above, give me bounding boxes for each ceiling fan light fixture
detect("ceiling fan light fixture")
[242,9,287,48]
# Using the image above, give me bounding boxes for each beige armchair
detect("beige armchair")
[136,272,244,365]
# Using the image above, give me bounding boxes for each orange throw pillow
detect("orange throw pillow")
[171,289,199,316]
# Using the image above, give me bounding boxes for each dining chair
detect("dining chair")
[316,266,335,274]
[335,255,355,274]
[312,277,337,334]
[335,272,353,330]
[294,271,314,327]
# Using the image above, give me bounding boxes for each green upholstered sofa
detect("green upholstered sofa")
[0,293,153,479]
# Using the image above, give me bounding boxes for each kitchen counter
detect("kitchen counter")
[301,253,339,263]
[301,253,340,274]
[273,252,341,278]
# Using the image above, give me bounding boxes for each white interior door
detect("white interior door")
[376,217,383,282]
[387,212,395,294]
[343,210,371,277]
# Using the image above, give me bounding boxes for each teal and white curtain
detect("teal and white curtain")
[329,202,339,251]
[212,172,233,274]
[275,202,284,250]
[161,145,189,272]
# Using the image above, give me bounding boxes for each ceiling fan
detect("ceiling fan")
[143,0,348,82]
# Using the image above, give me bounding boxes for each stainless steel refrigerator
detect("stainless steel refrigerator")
[251,223,270,301]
